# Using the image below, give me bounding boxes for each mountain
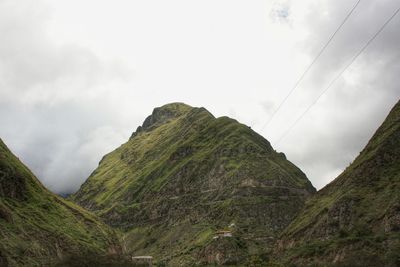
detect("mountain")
[72,102,315,266]
[277,100,400,267]
[0,138,121,266]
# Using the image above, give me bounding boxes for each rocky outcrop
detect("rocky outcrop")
[198,237,246,265]
[0,142,27,200]
[130,102,195,138]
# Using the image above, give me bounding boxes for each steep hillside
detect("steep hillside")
[73,103,315,266]
[0,139,121,267]
[278,100,400,267]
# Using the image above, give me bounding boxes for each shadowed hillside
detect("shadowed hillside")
[277,100,400,267]
[0,139,122,267]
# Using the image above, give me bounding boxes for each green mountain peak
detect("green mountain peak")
[131,102,197,137]
[73,103,315,265]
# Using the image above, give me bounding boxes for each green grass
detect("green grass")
[278,100,400,266]
[0,138,120,267]
[71,102,316,266]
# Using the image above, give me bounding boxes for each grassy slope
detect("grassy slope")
[278,100,400,267]
[0,139,121,267]
[73,103,315,265]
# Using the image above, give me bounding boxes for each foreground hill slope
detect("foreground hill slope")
[73,103,315,265]
[0,139,121,267]
[278,100,400,266]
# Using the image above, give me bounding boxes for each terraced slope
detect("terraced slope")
[0,139,121,267]
[73,103,315,266]
[277,100,400,267]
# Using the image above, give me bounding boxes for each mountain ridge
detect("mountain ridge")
[0,138,122,266]
[276,99,400,266]
[72,102,316,265]
[2,100,398,266]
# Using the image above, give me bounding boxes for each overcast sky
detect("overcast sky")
[0,0,399,194]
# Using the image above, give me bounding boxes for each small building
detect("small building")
[132,256,153,266]
[215,230,233,238]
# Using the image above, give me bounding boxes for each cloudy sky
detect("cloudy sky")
[0,0,399,194]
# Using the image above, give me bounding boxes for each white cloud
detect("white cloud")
[0,0,399,193]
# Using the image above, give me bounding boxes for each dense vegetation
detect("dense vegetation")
[0,139,121,266]
[72,103,315,265]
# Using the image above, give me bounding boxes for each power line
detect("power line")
[274,6,400,145]
[259,0,362,132]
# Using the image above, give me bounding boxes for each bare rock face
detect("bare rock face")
[0,170,26,200]
[73,102,315,266]
[198,238,246,265]
[0,202,13,223]
[277,100,400,267]
[142,103,189,130]
[0,142,27,200]
[0,250,8,267]
[130,102,193,138]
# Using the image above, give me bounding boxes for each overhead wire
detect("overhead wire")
[274,6,400,145]
[259,0,362,132]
